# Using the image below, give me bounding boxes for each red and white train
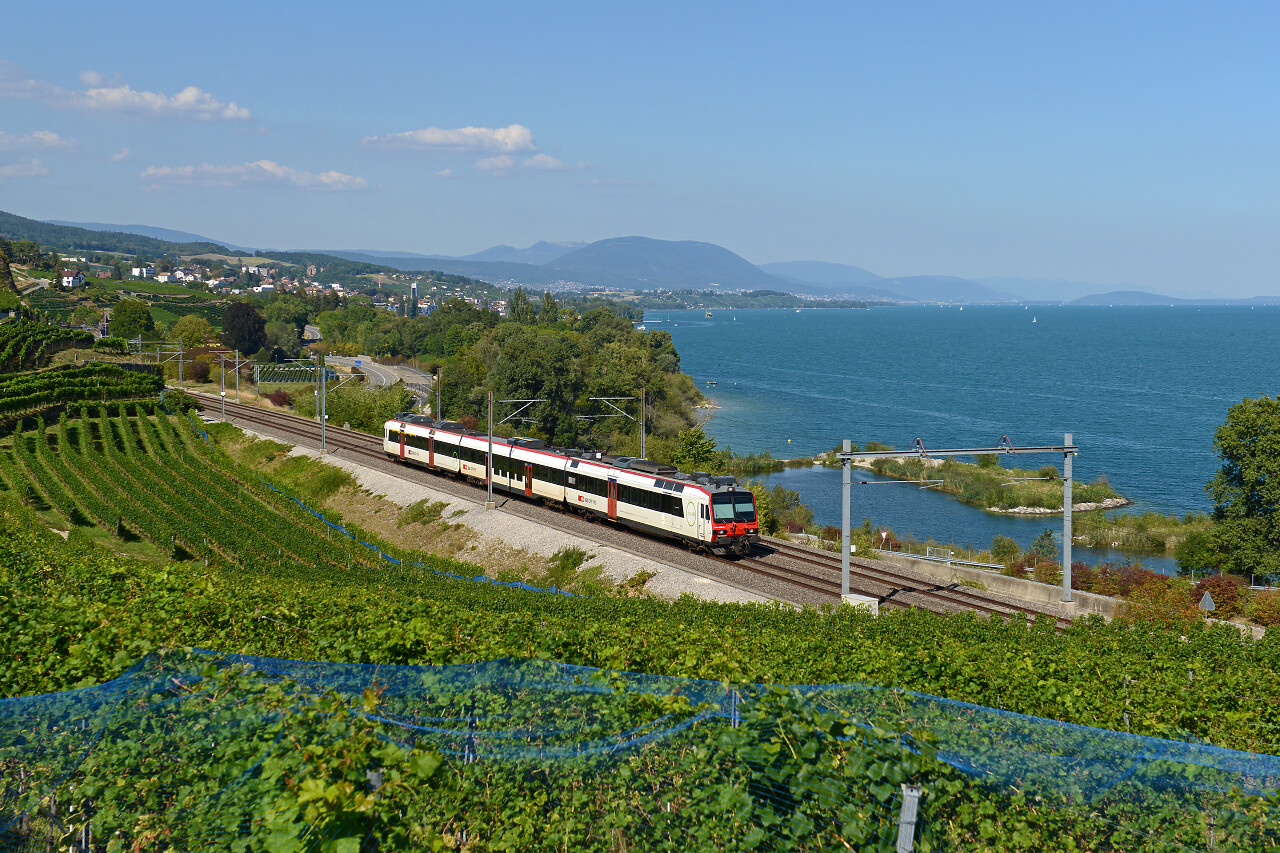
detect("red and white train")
[383,414,759,556]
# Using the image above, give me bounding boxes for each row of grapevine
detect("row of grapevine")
[0,320,94,373]
[0,408,392,580]
[0,363,163,417]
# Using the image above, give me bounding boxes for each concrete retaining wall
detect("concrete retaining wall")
[874,552,1119,620]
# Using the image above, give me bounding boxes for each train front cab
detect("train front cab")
[709,489,760,556]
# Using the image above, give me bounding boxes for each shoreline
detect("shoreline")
[987,497,1133,515]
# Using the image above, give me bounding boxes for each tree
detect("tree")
[72,305,103,327]
[1207,395,1280,577]
[539,291,559,325]
[0,248,16,295]
[508,288,536,324]
[10,240,41,265]
[1175,529,1222,577]
[991,534,1019,564]
[671,426,721,472]
[264,295,309,337]
[1029,529,1057,563]
[111,299,155,341]
[221,301,266,354]
[173,315,218,349]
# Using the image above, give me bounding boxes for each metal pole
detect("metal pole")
[1062,432,1073,603]
[220,355,226,419]
[640,389,646,459]
[436,367,442,419]
[320,354,326,454]
[235,350,240,401]
[842,438,851,599]
[485,390,495,510]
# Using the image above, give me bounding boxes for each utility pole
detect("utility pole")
[1063,433,1073,602]
[177,343,184,387]
[220,354,227,420]
[486,390,495,510]
[837,435,1080,604]
[841,438,851,601]
[640,389,646,459]
[234,350,240,402]
[486,396,546,511]
[319,352,327,454]
[435,366,442,420]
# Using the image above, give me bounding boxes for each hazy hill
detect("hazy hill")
[977,276,1110,303]
[47,220,247,251]
[0,210,228,256]
[1069,290,1187,306]
[546,236,784,289]
[760,260,884,286]
[463,241,586,265]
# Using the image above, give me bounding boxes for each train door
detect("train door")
[607,479,618,520]
[524,463,534,497]
[428,436,434,467]
[697,502,706,541]
[398,430,406,461]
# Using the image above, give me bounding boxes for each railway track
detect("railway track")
[747,540,1074,628]
[184,391,1076,626]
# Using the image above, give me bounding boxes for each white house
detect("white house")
[131,266,154,279]
[60,269,86,289]
[154,272,173,283]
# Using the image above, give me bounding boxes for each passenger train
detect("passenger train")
[383,414,759,556]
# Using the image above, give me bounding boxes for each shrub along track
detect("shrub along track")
[190,390,1078,624]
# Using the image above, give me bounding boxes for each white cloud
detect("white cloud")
[0,159,50,178]
[435,168,454,179]
[79,83,250,120]
[0,62,250,121]
[107,147,131,162]
[474,155,515,174]
[523,153,568,171]
[0,130,72,152]
[140,160,367,191]
[362,124,536,153]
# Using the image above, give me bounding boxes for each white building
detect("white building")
[131,266,154,279]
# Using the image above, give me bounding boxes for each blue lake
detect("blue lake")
[655,305,1280,574]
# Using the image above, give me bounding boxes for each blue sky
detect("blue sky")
[1,1,1277,296]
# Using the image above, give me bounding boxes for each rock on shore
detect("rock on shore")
[989,497,1131,515]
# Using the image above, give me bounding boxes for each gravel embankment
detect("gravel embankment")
[229,421,780,605]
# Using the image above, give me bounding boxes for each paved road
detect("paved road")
[327,355,434,406]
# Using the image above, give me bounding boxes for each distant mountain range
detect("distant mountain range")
[1069,290,1280,306]
[47,220,252,253]
[14,211,1279,305]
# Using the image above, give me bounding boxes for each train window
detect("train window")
[711,493,756,523]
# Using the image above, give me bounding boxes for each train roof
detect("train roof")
[387,416,747,493]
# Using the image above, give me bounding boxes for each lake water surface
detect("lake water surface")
[656,305,1280,573]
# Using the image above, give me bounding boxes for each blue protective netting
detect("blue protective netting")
[4,650,1280,851]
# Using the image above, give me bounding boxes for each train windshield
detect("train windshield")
[711,492,756,523]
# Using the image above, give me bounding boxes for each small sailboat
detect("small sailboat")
[1032,316,1037,323]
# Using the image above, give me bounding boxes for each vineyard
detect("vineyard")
[0,364,163,420]
[0,320,94,373]
[4,411,1280,848]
